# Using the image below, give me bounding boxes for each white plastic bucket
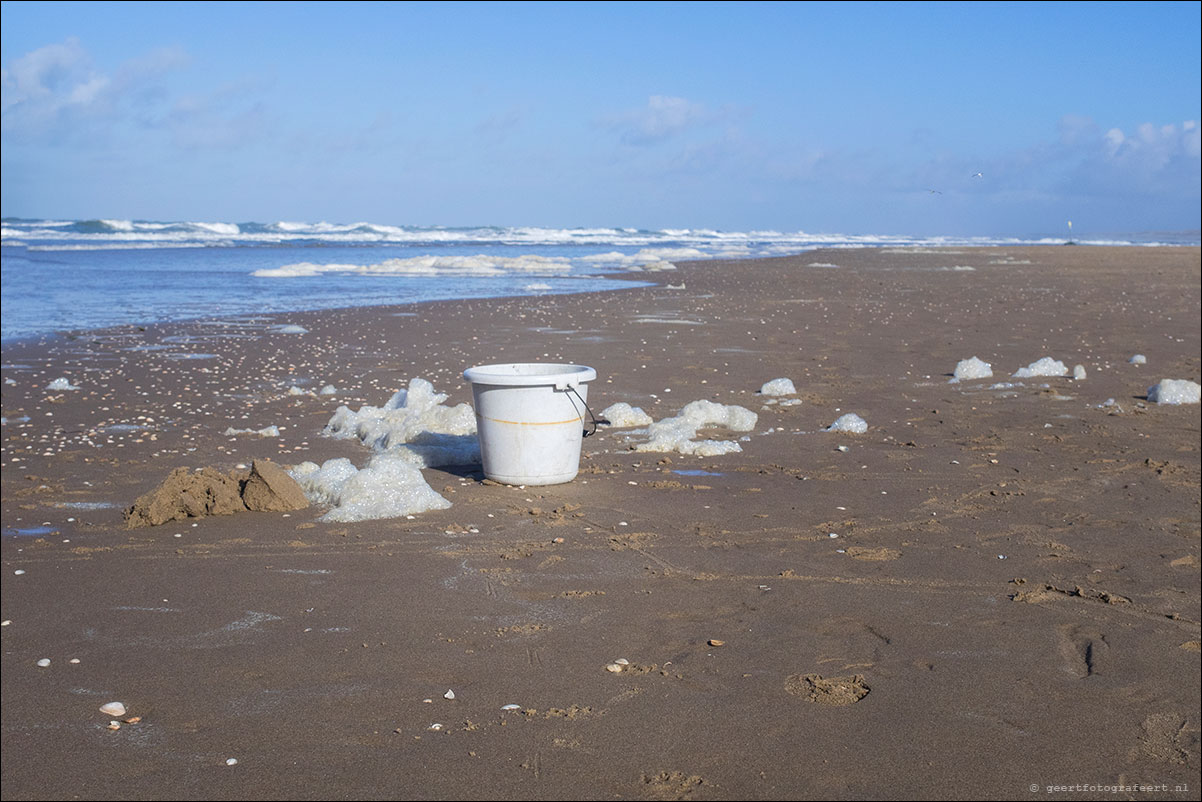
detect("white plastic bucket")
[463,363,597,486]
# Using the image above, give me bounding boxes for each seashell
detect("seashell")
[225,758,238,766]
[501,704,520,711]
[428,723,443,730]
[444,689,455,700]
[605,663,624,673]
[124,717,141,724]
[106,721,121,731]
[99,702,126,717]
[614,658,630,666]
[36,658,50,667]
[708,639,725,647]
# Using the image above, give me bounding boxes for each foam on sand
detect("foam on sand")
[1013,357,1069,378]
[46,377,80,391]
[759,378,797,396]
[599,402,653,428]
[826,413,868,434]
[290,454,451,522]
[296,378,478,521]
[223,425,281,437]
[323,378,476,459]
[633,400,757,456]
[1147,379,1201,405]
[950,357,992,383]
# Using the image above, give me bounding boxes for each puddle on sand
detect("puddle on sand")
[3,526,60,537]
[672,469,724,477]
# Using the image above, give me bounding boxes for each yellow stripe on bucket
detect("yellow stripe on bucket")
[481,415,582,426]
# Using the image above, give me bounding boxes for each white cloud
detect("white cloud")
[0,37,271,151]
[605,94,728,146]
[1,37,99,120]
[1068,117,1201,197]
[896,115,1200,205]
[1103,127,1124,156]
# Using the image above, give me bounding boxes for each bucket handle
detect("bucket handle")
[566,386,609,438]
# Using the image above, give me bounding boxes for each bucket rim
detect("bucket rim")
[464,362,597,387]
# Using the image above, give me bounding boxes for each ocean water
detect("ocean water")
[2,218,1196,343]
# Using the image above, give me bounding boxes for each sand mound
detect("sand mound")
[242,459,310,512]
[125,459,308,528]
[784,673,871,706]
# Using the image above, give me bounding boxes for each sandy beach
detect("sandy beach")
[2,246,1199,800]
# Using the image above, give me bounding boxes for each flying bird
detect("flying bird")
[971,172,983,178]
[927,189,943,194]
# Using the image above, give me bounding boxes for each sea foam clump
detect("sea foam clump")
[599,402,653,428]
[1013,357,1069,378]
[1129,354,1147,365]
[634,400,757,456]
[223,425,280,437]
[322,378,477,466]
[826,413,868,434]
[1147,379,1201,405]
[579,247,697,271]
[290,454,451,522]
[295,378,480,522]
[760,378,797,396]
[46,377,80,391]
[951,357,992,383]
[254,254,571,278]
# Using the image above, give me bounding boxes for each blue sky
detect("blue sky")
[2,1,1199,236]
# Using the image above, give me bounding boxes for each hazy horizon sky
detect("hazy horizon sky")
[2,1,1199,236]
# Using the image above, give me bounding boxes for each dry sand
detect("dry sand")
[2,246,1199,800]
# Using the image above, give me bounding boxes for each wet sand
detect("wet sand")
[2,246,1199,800]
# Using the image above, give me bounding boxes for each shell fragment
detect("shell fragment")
[99,702,127,717]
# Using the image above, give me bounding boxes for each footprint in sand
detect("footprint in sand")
[1057,623,1109,678]
[844,545,901,561]
[785,673,871,706]
[640,770,712,800]
[1131,712,1194,765]
[814,617,892,672]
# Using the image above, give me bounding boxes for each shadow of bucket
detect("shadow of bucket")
[463,363,597,486]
